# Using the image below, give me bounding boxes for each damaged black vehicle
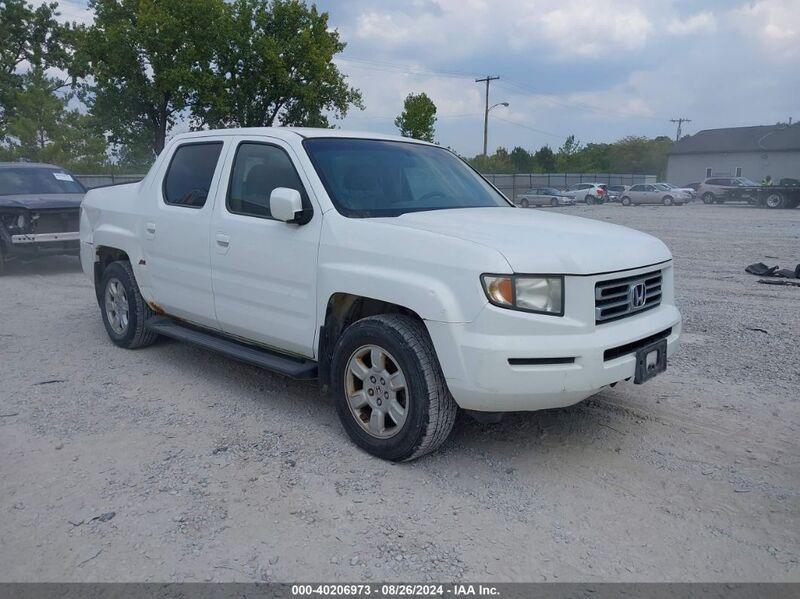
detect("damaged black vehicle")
[0,162,85,274]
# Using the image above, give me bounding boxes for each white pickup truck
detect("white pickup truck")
[80,128,681,461]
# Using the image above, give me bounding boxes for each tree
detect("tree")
[74,0,227,156]
[509,146,534,172]
[394,92,437,142]
[533,145,556,172]
[1,0,77,136]
[556,134,583,171]
[193,0,363,129]
[3,68,107,170]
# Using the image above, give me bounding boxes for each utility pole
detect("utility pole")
[476,75,500,156]
[670,118,691,141]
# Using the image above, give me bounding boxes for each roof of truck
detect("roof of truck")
[168,127,433,145]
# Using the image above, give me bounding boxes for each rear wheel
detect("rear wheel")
[519,198,529,208]
[621,196,631,206]
[100,261,159,349]
[702,192,715,204]
[765,192,787,209]
[662,195,674,206]
[585,195,595,205]
[330,314,457,461]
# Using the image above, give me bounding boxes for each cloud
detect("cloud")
[729,0,799,58]
[667,12,716,36]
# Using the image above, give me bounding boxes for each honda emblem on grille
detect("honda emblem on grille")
[630,282,647,309]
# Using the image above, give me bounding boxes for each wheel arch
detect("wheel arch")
[317,292,425,394]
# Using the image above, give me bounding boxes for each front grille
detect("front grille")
[31,210,79,234]
[595,270,662,324]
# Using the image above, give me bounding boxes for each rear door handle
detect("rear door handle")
[215,233,230,254]
[145,222,156,240]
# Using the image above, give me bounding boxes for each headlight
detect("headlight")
[481,274,564,316]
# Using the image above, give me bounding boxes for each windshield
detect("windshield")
[303,138,511,217]
[543,188,561,195]
[654,183,671,191]
[0,167,85,195]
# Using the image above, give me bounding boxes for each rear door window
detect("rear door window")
[163,142,224,208]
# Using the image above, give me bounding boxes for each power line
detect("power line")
[670,117,691,141]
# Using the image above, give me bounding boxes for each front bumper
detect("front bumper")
[426,265,681,412]
[2,231,80,258]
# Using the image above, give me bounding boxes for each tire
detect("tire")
[519,198,529,208]
[99,261,159,349]
[702,192,715,204]
[764,192,786,209]
[662,196,674,206]
[621,196,631,206]
[585,195,595,205]
[330,314,457,462]
[550,198,559,207]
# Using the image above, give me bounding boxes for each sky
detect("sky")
[38,0,800,156]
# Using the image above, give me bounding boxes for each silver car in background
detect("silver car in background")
[620,184,690,206]
[516,187,575,208]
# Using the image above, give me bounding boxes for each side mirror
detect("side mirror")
[270,187,303,223]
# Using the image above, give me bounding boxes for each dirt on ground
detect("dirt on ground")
[1,202,798,582]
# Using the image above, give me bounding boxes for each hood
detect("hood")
[0,193,84,210]
[375,207,671,274]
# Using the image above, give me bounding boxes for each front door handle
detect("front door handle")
[215,233,230,254]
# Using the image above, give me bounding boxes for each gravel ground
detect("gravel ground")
[1,203,798,582]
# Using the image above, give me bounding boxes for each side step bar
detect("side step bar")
[145,316,318,380]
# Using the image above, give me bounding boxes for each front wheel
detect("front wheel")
[550,198,559,207]
[662,196,674,206]
[621,196,631,206]
[702,192,715,204]
[519,198,529,208]
[330,314,457,461]
[100,261,159,349]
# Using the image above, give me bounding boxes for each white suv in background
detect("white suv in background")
[562,183,606,204]
[80,128,681,461]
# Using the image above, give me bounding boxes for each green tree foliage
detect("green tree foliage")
[0,0,77,136]
[468,136,673,176]
[509,146,535,172]
[194,0,362,129]
[74,0,227,157]
[533,145,556,172]
[1,68,107,170]
[555,134,583,171]
[394,92,437,142]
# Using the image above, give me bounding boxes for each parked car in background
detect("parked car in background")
[620,184,689,206]
[658,182,695,200]
[80,127,681,461]
[606,185,629,202]
[517,187,575,208]
[562,183,606,204]
[696,177,759,204]
[0,162,85,274]
[684,182,701,193]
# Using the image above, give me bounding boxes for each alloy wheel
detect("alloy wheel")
[344,344,408,439]
[104,278,130,335]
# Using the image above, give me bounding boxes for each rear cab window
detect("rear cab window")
[163,142,224,208]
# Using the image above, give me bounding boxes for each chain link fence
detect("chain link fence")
[481,173,657,201]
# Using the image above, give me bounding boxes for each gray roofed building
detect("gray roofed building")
[666,123,800,185]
